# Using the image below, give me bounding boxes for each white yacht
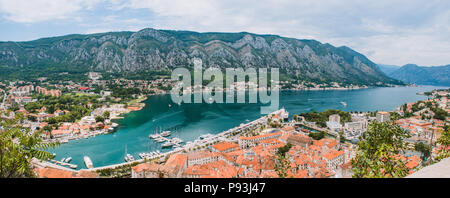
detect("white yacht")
[149,133,161,139]
[69,164,78,169]
[125,153,135,162]
[171,137,184,144]
[84,156,94,169]
[161,131,171,137]
[162,140,174,148]
[124,144,135,162]
[65,157,72,163]
[199,134,213,140]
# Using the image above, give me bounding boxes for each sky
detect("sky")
[0,0,449,66]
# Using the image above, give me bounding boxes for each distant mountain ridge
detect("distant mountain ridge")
[378,63,450,86]
[378,64,401,75]
[0,28,401,85]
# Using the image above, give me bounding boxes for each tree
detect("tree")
[8,104,19,112]
[414,142,431,161]
[435,125,450,162]
[103,111,110,119]
[339,131,346,143]
[432,108,448,121]
[42,125,52,132]
[95,116,105,123]
[309,131,325,140]
[27,115,37,122]
[293,114,298,121]
[352,121,411,178]
[390,112,401,121]
[0,119,59,178]
[274,143,292,178]
[299,109,351,127]
[277,143,292,157]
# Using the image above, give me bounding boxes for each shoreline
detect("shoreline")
[43,95,148,145]
[47,109,283,172]
[49,84,428,145]
[45,85,435,170]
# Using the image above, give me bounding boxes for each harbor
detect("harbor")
[48,86,440,170]
[49,108,286,172]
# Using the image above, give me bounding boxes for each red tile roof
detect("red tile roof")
[211,141,239,152]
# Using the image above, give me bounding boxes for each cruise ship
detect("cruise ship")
[84,156,94,169]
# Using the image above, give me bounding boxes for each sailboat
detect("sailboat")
[124,145,134,162]
[149,127,161,139]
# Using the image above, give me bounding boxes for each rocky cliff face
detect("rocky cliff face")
[0,28,400,85]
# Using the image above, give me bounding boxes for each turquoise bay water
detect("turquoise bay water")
[50,86,447,169]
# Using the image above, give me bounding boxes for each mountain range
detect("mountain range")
[378,64,450,86]
[0,28,401,85]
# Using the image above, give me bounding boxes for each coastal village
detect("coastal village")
[0,71,448,178]
[0,72,173,143]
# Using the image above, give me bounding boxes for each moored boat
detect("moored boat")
[84,156,94,169]
[69,164,78,169]
[161,131,171,137]
[162,140,174,148]
[149,134,161,139]
[124,153,135,162]
[124,144,134,162]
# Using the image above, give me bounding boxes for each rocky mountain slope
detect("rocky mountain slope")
[0,28,401,85]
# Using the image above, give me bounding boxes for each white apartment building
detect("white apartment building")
[376,111,390,123]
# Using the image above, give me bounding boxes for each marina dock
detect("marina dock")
[48,109,287,172]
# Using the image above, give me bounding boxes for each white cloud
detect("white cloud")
[0,0,103,23]
[82,16,150,34]
[0,0,449,66]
